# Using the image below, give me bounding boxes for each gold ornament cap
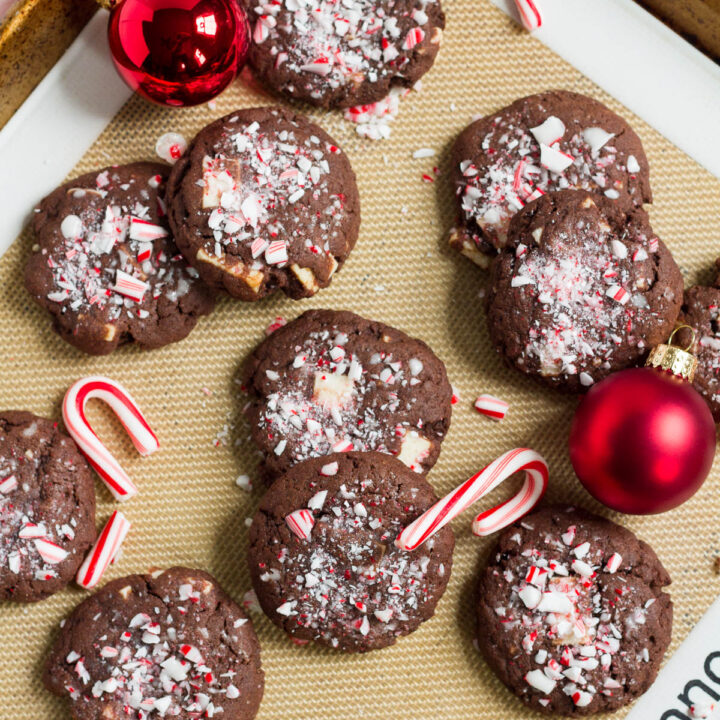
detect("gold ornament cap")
[646,325,698,382]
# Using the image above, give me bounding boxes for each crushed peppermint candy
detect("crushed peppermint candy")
[0,419,89,587]
[494,192,676,386]
[345,87,416,140]
[483,510,670,712]
[30,166,202,336]
[51,570,260,717]
[251,458,452,649]
[246,313,451,477]
[194,109,352,293]
[453,94,648,259]
[250,0,440,108]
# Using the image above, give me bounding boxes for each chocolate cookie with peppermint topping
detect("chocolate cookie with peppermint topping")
[44,567,265,720]
[0,411,95,602]
[25,163,215,356]
[476,506,672,715]
[248,451,454,652]
[166,107,360,301]
[486,191,683,392]
[676,282,720,421]
[243,0,444,109]
[242,309,453,482]
[450,90,652,267]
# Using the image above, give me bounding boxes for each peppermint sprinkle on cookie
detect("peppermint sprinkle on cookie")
[449,91,651,268]
[477,506,672,715]
[242,309,453,482]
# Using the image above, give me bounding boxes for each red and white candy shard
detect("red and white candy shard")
[128,217,169,241]
[155,132,187,164]
[502,526,656,711]
[474,394,509,420]
[34,538,69,564]
[540,143,574,174]
[63,376,159,502]
[76,510,131,589]
[0,474,17,493]
[320,461,339,476]
[285,509,315,540]
[112,270,148,303]
[265,316,286,335]
[530,116,564,147]
[395,448,548,551]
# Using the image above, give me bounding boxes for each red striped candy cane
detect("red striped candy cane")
[515,0,542,31]
[76,510,131,589]
[63,376,159,501]
[395,448,548,551]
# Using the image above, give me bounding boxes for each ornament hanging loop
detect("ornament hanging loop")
[666,324,696,353]
[646,324,698,382]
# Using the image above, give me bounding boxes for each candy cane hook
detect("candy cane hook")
[63,376,159,501]
[395,448,548,551]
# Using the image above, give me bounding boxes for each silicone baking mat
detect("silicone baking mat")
[1,1,719,718]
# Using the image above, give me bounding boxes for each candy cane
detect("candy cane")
[395,448,548,551]
[514,0,542,31]
[63,376,159,501]
[76,510,131,589]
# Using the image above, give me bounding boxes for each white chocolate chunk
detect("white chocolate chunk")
[396,431,431,472]
[291,264,319,293]
[313,372,355,408]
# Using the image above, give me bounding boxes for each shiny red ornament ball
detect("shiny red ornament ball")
[107,0,250,106]
[569,367,716,514]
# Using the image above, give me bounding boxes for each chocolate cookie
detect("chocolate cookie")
[450,90,652,267]
[242,309,453,482]
[26,163,215,356]
[677,284,720,420]
[243,0,444,109]
[44,567,265,719]
[0,411,95,602]
[476,506,672,716]
[248,451,454,652]
[166,107,360,301]
[486,191,683,392]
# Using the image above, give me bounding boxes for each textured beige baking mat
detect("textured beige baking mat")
[1,1,719,718]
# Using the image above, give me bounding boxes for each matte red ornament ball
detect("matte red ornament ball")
[107,0,250,106]
[569,367,716,514]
